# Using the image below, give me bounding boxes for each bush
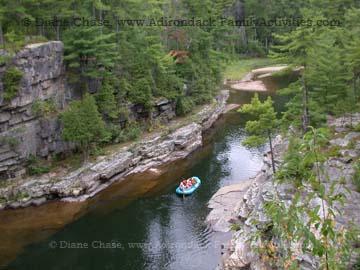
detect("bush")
[26,155,50,176]
[32,99,57,117]
[0,136,19,149]
[246,40,266,57]
[176,96,194,116]
[3,67,23,101]
[108,122,142,143]
[354,123,360,132]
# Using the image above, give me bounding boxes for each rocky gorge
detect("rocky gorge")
[0,87,229,210]
[207,114,360,270]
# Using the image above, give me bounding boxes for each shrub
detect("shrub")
[354,123,360,132]
[176,96,194,116]
[26,155,50,176]
[32,99,57,117]
[3,67,23,101]
[109,122,142,143]
[230,223,241,232]
[0,136,19,149]
[326,145,341,158]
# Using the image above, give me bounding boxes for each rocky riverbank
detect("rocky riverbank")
[228,65,302,92]
[207,114,360,270]
[0,90,229,210]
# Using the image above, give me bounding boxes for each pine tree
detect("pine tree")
[63,26,118,89]
[306,31,350,114]
[238,94,278,173]
[61,93,110,162]
[95,79,119,120]
[270,9,324,132]
[345,8,360,102]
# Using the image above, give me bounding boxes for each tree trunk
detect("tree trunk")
[268,130,276,174]
[301,74,310,133]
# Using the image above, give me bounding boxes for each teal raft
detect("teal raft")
[176,177,201,196]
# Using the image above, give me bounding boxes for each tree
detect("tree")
[344,8,360,102]
[95,79,118,120]
[238,94,278,173]
[63,26,118,90]
[270,9,325,132]
[61,93,110,162]
[306,31,350,114]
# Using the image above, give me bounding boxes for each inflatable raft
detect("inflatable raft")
[176,177,201,196]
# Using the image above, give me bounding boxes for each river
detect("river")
[0,88,286,270]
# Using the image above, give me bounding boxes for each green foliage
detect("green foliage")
[60,93,110,161]
[3,31,25,52]
[128,78,153,109]
[175,96,194,116]
[95,79,118,119]
[0,136,19,149]
[239,93,278,173]
[238,93,278,147]
[262,128,354,269]
[108,122,142,144]
[354,124,360,132]
[3,66,22,101]
[26,155,50,176]
[32,99,57,117]
[306,30,351,114]
[353,161,360,193]
[230,223,241,232]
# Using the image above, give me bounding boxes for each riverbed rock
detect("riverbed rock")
[207,180,253,232]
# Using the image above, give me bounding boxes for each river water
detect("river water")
[1,89,285,270]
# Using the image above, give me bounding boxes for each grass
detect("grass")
[224,58,280,81]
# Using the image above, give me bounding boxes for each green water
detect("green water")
[4,90,285,270]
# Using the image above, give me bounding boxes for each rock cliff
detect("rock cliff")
[208,114,360,270]
[0,41,180,181]
[0,42,68,180]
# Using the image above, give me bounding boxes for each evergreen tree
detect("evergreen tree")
[238,94,278,173]
[345,8,360,102]
[61,93,110,162]
[270,9,326,132]
[63,26,118,89]
[95,78,118,120]
[306,31,350,114]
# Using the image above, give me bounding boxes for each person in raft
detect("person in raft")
[179,177,196,190]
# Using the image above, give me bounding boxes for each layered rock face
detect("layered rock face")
[0,90,229,209]
[214,115,360,270]
[0,42,68,180]
[0,42,178,181]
